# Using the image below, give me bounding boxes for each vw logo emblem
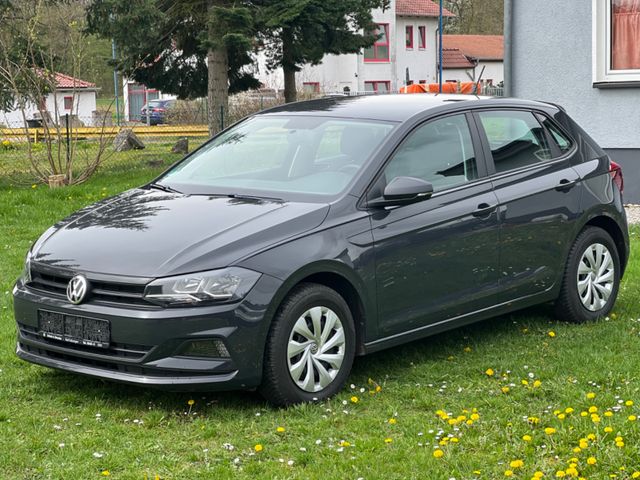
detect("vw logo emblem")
[67,275,89,305]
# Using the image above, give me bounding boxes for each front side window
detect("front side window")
[593,0,640,84]
[383,114,478,193]
[478,110,554,174]
[159,116,395,200]
[364,24,390,62]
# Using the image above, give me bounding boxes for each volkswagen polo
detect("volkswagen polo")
[13,95,629,405]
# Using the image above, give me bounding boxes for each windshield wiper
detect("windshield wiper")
[148,183,182,194]
[226,193,284,202]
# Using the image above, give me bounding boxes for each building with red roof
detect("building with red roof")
[440,35,504,86]
[257,0,458,93]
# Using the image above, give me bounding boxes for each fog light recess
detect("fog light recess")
[179,339,230,358]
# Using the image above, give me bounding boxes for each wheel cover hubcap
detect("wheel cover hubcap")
[577,243,615,312]
[287,306,345,393]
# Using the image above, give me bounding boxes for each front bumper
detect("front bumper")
[13,274,282,391]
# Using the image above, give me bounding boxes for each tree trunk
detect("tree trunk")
[207,46,229,136]
[207,0,229,136]
[282,28,297,103]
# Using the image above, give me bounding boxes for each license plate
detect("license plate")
[38,310,110,348]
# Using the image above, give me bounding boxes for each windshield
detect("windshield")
[157,115,396,200]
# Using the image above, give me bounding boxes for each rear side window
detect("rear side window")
[383,114,478,193]
[541,117,573,154]
[478,110,553,174]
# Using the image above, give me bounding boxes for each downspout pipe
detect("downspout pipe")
[503,0,513,97]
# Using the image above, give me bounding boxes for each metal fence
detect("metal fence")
[0,88,505,186]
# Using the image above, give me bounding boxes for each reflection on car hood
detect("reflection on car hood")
[31,189,329,277]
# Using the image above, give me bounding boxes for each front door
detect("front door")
[370,113,501,336]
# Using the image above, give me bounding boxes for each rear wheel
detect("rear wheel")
[555,227,620,323]
[260,283,355,406]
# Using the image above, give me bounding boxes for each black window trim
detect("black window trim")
[471,108,579,178]
[359,110,492,209]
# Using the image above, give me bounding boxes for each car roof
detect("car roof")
[260,94,555,122]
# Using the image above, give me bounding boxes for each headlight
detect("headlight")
[19,251,32,285]
[143,267,261,306]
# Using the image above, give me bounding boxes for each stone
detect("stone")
[113,128,145,151]
[171,137,189,154]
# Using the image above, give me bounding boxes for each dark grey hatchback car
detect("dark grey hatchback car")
[14,95,629,405]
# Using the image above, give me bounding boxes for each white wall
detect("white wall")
[395,17,439,86]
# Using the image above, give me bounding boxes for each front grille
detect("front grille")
[19,324,150,360]
[29,267,154,308]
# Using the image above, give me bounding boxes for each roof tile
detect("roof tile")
[396,0,455,17]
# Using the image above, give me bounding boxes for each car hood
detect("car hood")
[32,189,329,278]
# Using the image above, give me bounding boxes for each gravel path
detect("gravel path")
[626,205,640,224]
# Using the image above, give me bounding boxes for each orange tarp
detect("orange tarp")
[399,82,482,95]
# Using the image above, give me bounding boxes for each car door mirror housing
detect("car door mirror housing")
[368,176,434,208]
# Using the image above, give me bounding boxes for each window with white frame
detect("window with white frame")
[593,0,640,85]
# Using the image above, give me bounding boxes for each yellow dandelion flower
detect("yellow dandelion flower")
[579,439,588,449]
[522,434,532,442]
[580,411,588,417]
[375,385,382,393]
[586,392,596,399]
[565,407,574,414]
[533,472,544,478]
[544,427,556,435]
[501,386,510,393]
[101,472,110,477]
[548,331,556,337]
[254,444,263,452]
[631,472,640,479]
[464,346,472,352]
[339,440,351,447]
[384,437,393,444]
[522,379,529,386]
[588,406,598,413]
[510,459,524,469]
[573,447,581,453]
[388,418,397,425]
[276,426,285,433]
[605,411,614,417]
[629,415,637,422]
[565,467,578,477]
[350,396,359,403]
[450,437,459,443]
[587,457,597,465]
[433,449,444,458]
[485,368,495,376]
[616,441,625,448]
[558,413,566,420]
[533,380,542,388]
[556,470,566,478]
[505,470,514,477]
[587,433,596,441]
[604,426,613,433]
[470,413,480,421]
[626,400,634,407]
[187,399,195,406]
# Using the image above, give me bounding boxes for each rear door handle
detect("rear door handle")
[472,203,497,217]
[555,179,577,191]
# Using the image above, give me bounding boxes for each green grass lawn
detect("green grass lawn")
[0,166,638,479]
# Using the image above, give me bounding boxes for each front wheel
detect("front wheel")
[555,226,620,323]
[260,283,356,406]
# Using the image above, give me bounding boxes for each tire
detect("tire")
[260,283,356,406]
[555,226,620,323]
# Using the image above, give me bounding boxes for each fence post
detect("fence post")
[219,105,224,132]
[65,113,70,168]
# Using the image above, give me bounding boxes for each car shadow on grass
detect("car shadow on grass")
[31,303,561,413]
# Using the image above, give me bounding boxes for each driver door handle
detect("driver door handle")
[555,179,577,191]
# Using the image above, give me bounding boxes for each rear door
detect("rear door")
[473,109,582,302]
[369,113,501,336]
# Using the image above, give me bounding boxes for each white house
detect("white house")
[0,72,98,128]
[507,0,640,203]
[441,35,504,85]
[257,0,455,94]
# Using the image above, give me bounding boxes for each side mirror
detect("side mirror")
[367,176,434,208]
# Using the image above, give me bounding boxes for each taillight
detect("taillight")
[610,160,624,193]
[152,108,165,113]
